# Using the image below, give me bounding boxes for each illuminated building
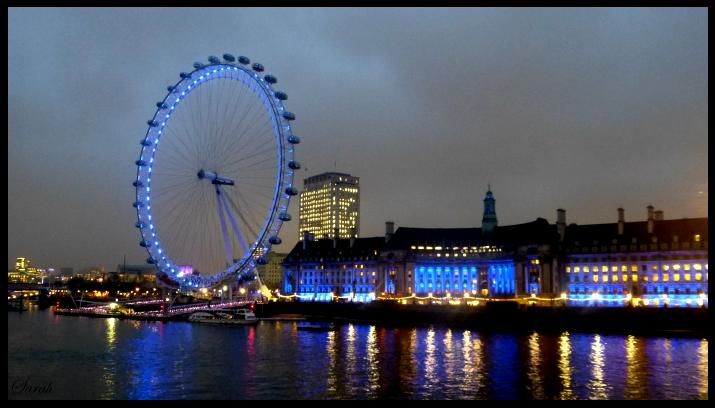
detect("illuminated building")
[299,172,359,240]
[16,257,30,271]
[561,207,708,308]
[283,234,383,303]
[8,257,46,283]
[284,189,556,302]
[256,252,287,290]
[283,191,708,308]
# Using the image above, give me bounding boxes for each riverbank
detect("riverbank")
[254,301,709,337]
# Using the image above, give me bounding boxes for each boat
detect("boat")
[296,322,337,332]
[188,308,259,325]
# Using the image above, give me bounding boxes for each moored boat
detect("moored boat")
[188,308,259,325]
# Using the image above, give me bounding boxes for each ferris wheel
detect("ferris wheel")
[132,54,300,289]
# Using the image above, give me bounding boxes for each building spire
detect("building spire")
[482,186,497,233]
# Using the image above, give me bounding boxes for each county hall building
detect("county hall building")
[282,189,707,308]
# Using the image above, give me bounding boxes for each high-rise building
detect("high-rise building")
[299,172,360,240]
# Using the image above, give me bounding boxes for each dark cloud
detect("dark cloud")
[8,8,707,271]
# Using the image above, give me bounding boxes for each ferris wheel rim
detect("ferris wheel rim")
[133,57,297,288]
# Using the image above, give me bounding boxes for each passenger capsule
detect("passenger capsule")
[222,53,236,62]
[193,62,205,69]
[252,63,264,72]
[287,135,300,144]
[279,212,292,221]
[135,159,146,167]
[167,85,175,92]
[264,75,277,84]
[147,120,159,127]
[269,236,282,245]
[282,112,296,121]
[238,56,250,64]
[274,91,287,100]
[132,201,144,209]
[140,139,152,147]
[139,240,152,248]
[133,180,144,187]
[179,72,191,79]
[208,56,220,64]
[146,257,157,265]
[285,187,298,196]
[288,160,301,170]
[156,102,168,109]
[135,221,146,229]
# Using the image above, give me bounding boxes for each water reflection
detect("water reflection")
[527,331,544,399]
[624,335,647,399]
[101,318,118,399]
[6,311,709,400]
[588,334,608,399]
[698,339,708,399]
[558,332,574,400]
[366,326,379,394]
[423,327,437,396]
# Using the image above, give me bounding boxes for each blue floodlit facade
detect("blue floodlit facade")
[282,190,707,307]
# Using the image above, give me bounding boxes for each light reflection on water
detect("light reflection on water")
[7,310,709,400]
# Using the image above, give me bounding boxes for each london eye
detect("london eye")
[133,54,300,289]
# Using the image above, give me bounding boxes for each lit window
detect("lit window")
[684,274,691,281]
[593,275,600,282]
[695,234,701,242]
[601,266,608,272]
[663,274,670,282]
[611,266,618,272]
[631,265,638,272]
[621,275,628,282]
[584,266,590,273]
[663,265,670,271]
[694,264,702,271]
[631,274,638,282]
[621,265,628,272]
[652,275,659,282]
[602,275,609,282]
[566,266,571,273]
[684,264,691,271]
[695,273,702,281]
[673,274,681,282]
[574,267,580,273]
[673,264,681,271]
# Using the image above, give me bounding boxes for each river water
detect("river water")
[7,308,708,399]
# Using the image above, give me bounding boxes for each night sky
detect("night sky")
[8,8,708,272]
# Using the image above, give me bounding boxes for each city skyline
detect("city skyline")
[8,8,708,271]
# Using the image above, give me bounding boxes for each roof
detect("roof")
[385,218,557,249]
[564,217,708,246]
[284,237,386,264]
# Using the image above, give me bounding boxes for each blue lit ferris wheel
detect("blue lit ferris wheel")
[133,54,300,289]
